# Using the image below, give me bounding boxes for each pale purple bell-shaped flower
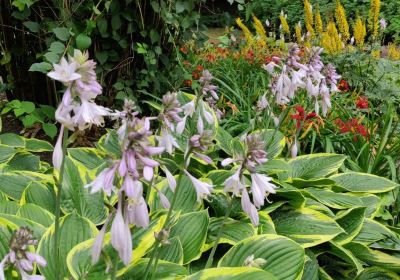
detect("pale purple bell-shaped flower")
[47,57,81,84]
[184,170,213,201]
[241,188,259,226]
[110,204,132,265]
[250,173,277,208]
[126,196,149,228]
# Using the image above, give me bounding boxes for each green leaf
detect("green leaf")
[23,21,40,32]
[328,242,364,275]
[207,217,256,246]
[5,152,40,171]
[330,172,398,193]
[355,267,400,280]
[25,138,53,152]
[158,236,184,264]
[170,210,209,264]
[263,129,286,159]
[302,250,319,280]
[17,203,54,227]
[118,258,187,279]
[0,172,52,200]
[44,51,60,63]
[344,242,400,272]
[29,62,52,73]
[97,130,121,157]
[218,234,304,280]
[49,41,65,54]
[76,34,92,50]
[186,267,278,280]
[271,207,343,248]
[289,154,346,179]
[21,181,56,213]
[216,127,233,155]
[304,188,364,209]
[0,213,46,239]
[42,122,58,139]
[333,207,366,244]
[38,212,98,279]
[0,145,16,163]
[0,133,25,147]
[0,201,20,215]
[61,157,108,224]
[353,218,399,245]
[68,148,104,170]
[52,27,70,41]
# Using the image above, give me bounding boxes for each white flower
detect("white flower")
[85,166,116,196]
[111,207,132,265]
[47,57,81,84]
[241,188,259,226]
[52,126,64,170]
[182,100,195,117]
[157,128,179,154]
[158,191,170,209]
[126,196,149,228]
[72,99,110,130]
[250,173,277,208]
[184,170,213,201]
[163,167,176,192]
[291,139,298,158]
[91,220,108,264]
[224,168,244,196]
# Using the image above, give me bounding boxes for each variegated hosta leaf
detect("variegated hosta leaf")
[330,172,398,193]
[185,267,278,280]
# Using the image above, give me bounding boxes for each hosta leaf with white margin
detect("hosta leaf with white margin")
[61,157,108,224]
[0,171,52,200]
[66,215,166,279]
[206,170,234,189]
[304,198,335,218]
[330,172,398,193]
[0,145,16,163]
[276,184,306,208]
[206,217,256,246]
[344,242,400,272]
[354,194,381,218]
[327,242,364,275]
[185,267,278,280]
[255,159,290,175]
[20,181,56,213]
[289,178,336,188]
[355,267,400,280]
[0,217,18,258]
[158,236,184,264]
[216,126,233,155]
[0,201,20,214]
[16,203,54,227]
[38,212,98,280]
[24,138,53,152]
[301,250,318,280]
[118,258,188,279]
[288,153,346,180]
[170,210,209,264]
[0,133,25,147]
[270,207,343,248]
[3,152,40,172]
[258,211,276,234]
[262,129,286,159]
[333,207,366,244]
[353,218,400,245]
[218,234,304,280]
[303,188,364,209]
[0,213,46,239]
[68,147,106,170]
[149,175,199,213]
[96,130,121,157]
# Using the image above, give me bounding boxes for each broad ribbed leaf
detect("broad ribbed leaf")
[271,207,343,247]
[328,242,364,275]
[68,148,105,170]
[288,154,346,179]
[301,250,318,280]
[158,236,184,264]
[17,203,54,227]
[0,145,16,163]
[170,210,209,264]
[304,188,364,209]
[333,207,366,244]
[218,234,305,280]
[353,219,399,245]
[330,173,398,193]
[0,172,52,200]
[21,181,56,213]
[0,201,20,214]
[355,267,400,280]
[186,267,278,280]
[207,217,256,245]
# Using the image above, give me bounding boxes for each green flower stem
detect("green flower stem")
[111,253,118,280]
[204,195,233,269]
[53,126,69,280]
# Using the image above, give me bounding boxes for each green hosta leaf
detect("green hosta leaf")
[68,148,104,170]
[304,198,335,218]
[0,213,46,239]
[218,234,304,280]
[356,194,380,218]
[61,157,108,224]
[330,172,398,193]
[207,217,256,246]
[271,207,343,248]
[0,145,16,163]
[355,267,400,280]
[302,250,319,280]
[216,126,233,155]
[0,217,18,258]
[304,188,364,209]
[0,172,52,200]
[17,203,54,227]
[353,218,399,245]
[333,207,366,244]
[318,267,334,280]
[67,215,166,279]
[328,242,364,275]
[21,181,56,213]
[0,201,20,214]
[38,213,97,280]
[262,129,286,159]
[0,133,25,147]
[289,178,336,188]
[256,159,290,174]
[158,236,184,264]
[25,138,53,152]
[186,267,278,280]
[170,210,209,264]
[257,211,276,234]
[118,258,187,279]
[97,130,121,157]
[4,152,40,172]
[276,187,305,208]
[344,242,400,272]
[288,153,346,179]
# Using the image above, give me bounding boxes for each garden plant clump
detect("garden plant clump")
[0,0,400,279]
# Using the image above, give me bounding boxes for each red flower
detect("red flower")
[180,47,188,54]
[291,105,305,129]
[338,79,350,92]
[205,54,216,62]
[195,65,204,72]
[183,79,192,87]
[246,49,254,61]
[356,96,368,109]
[192,71,200,80]
[335,118,368,140]
[306,112,317,120]
[183,60,191,66]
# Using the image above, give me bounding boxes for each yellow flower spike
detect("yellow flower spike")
[353,17,367,47]
[314,6,324,34]
[335,0,350,42]
[371,49,381,59]
[388,44,400,60]
[295,22,303,44]
[304,0,314,39]
[321,21,343,54]
[368,0,381,38]
[236,18,254,46]
[279,11,290,36]
[252,15,268,48]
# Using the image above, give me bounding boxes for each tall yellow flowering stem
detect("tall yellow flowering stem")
[369,0,381,38]
[354,17,366,47]
[253,15,268,47]
[304,0,314,39]
[295,22,302,44]
[314,6,323,35]
[236,18,253,46]
[335,0,350,42]
[321,21,343,54]
[279,11,290,38]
